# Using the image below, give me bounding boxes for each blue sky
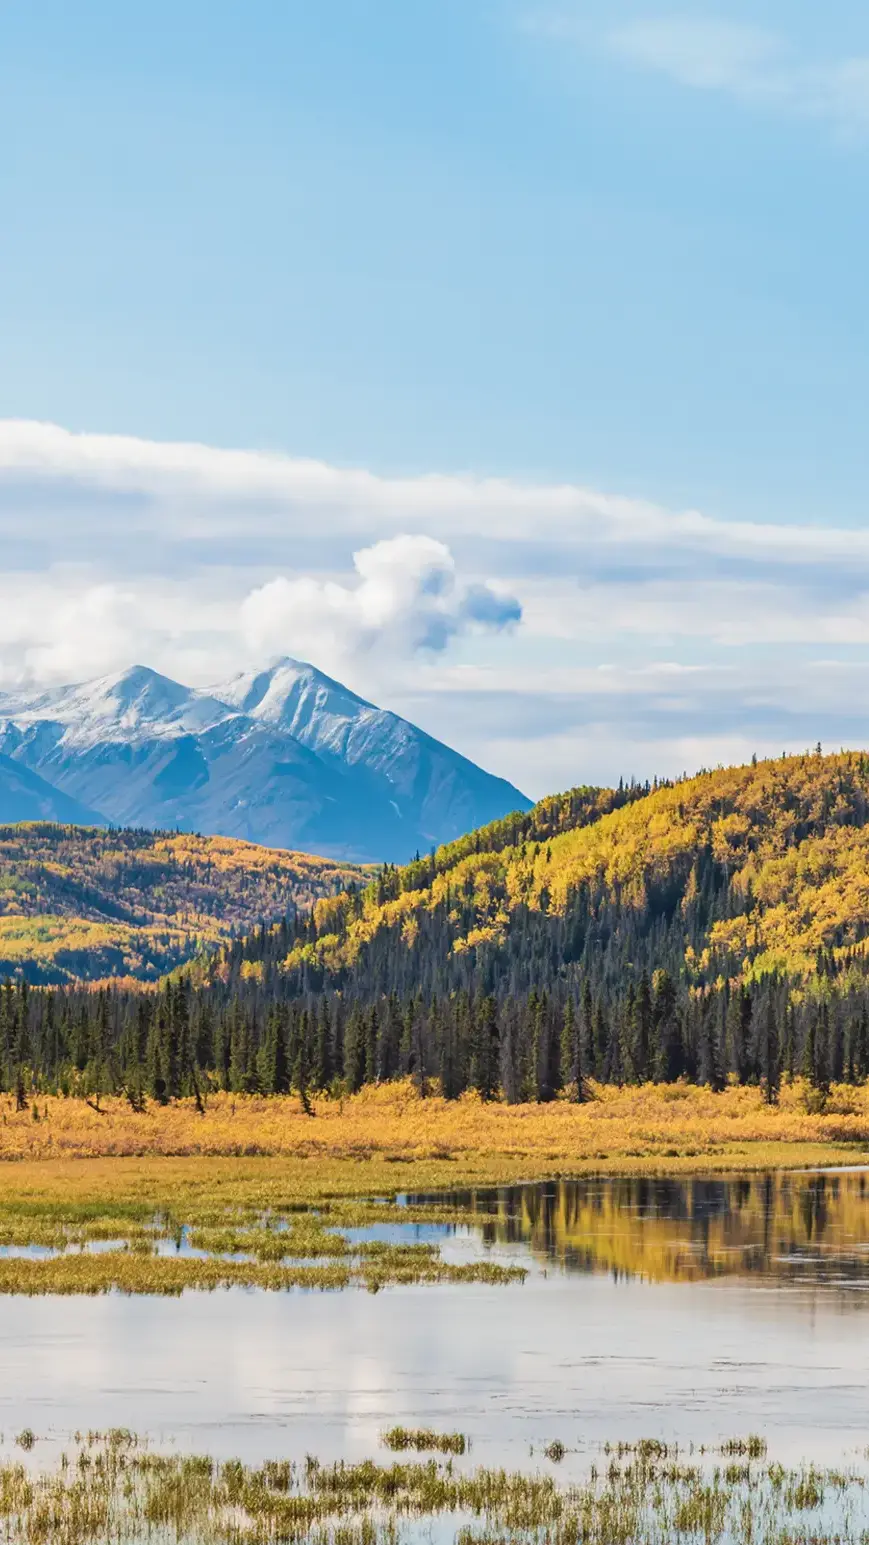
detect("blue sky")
[2,2,869,795]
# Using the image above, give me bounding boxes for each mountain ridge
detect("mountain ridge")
[0,659,530,862]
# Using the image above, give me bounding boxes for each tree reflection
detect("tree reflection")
[411,1170,869,1285]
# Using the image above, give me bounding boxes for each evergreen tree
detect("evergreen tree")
[471,996,499,1101]
[499,1003,519,1104]
[758,997,781,1105]
[313,1002,332,1089]
[652,970,681,1081]
[292,1014,314,1116]
[343,1007,366,1092]
[561,998,584,1101]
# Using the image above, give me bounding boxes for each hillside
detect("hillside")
[0,660,530,862]
[269,750,869,994]
[0,824,362,984]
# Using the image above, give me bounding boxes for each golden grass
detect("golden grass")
[4,1077,869,1168]
[0,1252,523,1297]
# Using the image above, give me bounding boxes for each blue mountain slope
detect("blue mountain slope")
[0,661,530,862]
[0,752,106,827]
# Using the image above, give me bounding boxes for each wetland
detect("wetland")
[3,1164,869,1517]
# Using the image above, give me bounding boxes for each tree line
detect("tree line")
[2,969,868,1110]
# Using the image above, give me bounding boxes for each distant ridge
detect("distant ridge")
[0,824,362,984]
[0,660,530,863]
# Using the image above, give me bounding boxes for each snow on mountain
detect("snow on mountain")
[210,658,420,769]
[0,660,531,861]
[0,666,230,749]
[208,657,531,846]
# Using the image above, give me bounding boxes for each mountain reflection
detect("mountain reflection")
[411,1172,869,1285]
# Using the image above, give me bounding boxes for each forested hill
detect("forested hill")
[0,825,362,984]
[218,750,869,999]
[11,754,869,1103]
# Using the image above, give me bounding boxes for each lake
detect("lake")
[2,1168,869,1478]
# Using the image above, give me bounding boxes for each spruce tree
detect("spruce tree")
[292,1017,314,1116]
[652,970,682,1081]
[758,997,781,1105]
[561,998,584,1101]
[471,996,499,1101]
[343,1007,366,1092]
[499,1004,519,1104]
[314,1002,332,1089]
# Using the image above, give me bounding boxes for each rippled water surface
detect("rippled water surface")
[3,1169,869,1473]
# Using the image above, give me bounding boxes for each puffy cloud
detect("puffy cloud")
[0,572,238,689]
[240,535,521,668]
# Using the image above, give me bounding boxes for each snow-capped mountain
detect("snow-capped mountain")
[0,666,228,748]
[0,661,530,862]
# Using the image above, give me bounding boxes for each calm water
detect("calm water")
[3,1169,869,1474]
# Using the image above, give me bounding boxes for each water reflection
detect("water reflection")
[408,1171,869,1286]
[3,1171,869,1471]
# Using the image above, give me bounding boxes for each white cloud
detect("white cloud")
[2,418,869,796]
[240,534,521,671]
[0,538,520,698]
[515,577,869,648]
[609,19,782,94]
[2,418,869,576]
[476,727,803,800]
[605,16,869,137]
[0,571,239,689]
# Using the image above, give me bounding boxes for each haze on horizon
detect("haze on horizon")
[2,1,868,799]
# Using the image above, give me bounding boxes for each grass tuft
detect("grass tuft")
[381,1428,468,1455]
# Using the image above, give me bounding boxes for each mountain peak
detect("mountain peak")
[0,658,532,861]
[94,663,189,710]
[104,662,170,689]
[207,657,375,733]
[0,665,230,747]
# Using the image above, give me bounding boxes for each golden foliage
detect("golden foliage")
[290,751,869,985]
[0,824,364,982]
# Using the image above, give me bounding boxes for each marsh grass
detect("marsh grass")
[0,1164,527,1294]
[0,1250,523,1296]
[0,1435,866,1545]
[720,1435,768,1459]
[381,1428,468,1455]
